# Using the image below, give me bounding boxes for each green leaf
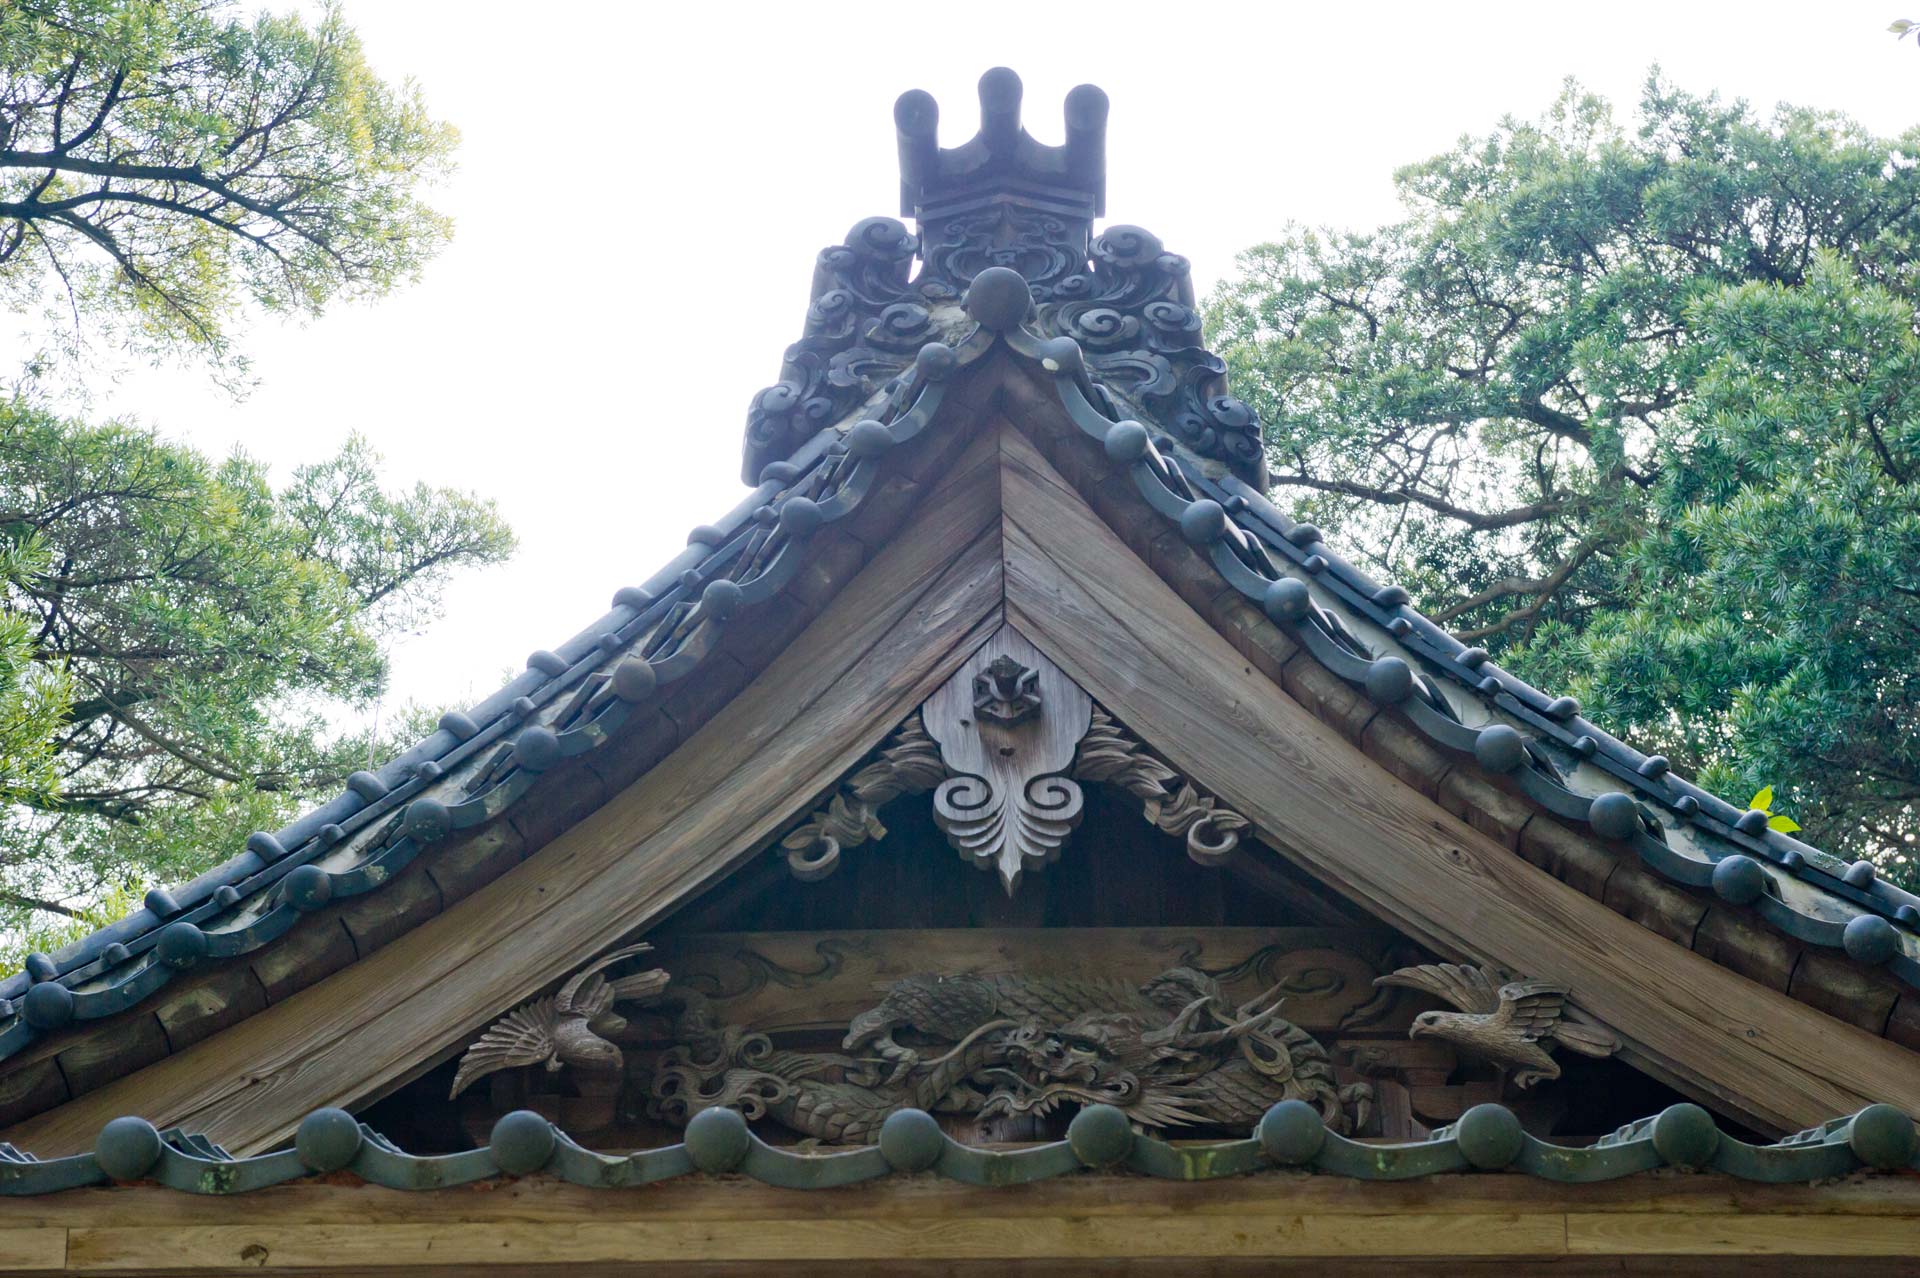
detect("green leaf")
[1891,19,1914,33]
[1768,815,1801,834]
[1750,786,1774,812]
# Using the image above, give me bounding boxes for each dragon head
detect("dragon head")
[976,1020,1193,1127]
[977,1058,1144,1120]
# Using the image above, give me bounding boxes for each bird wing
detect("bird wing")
[450,997,559,1098]
[1549,1004,1621,1057]
[558,942,659,1019]
[1373,963,1502,1015]
[607,966,671,1005]
[1489,981,1568,1042]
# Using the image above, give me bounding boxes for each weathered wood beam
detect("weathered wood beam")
[994,422,1920,1134]
[0,1171,1914,1275]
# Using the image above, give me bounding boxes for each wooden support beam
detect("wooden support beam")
[0,1171,1914,1275]
[994,421,1920,1133]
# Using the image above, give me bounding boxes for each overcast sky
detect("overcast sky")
[79,2,1920,727]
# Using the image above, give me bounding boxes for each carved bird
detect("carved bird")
[450,942,670,1099]
[1374,963,1619,1088]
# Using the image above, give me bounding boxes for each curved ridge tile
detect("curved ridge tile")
[1,1099,1911,1196]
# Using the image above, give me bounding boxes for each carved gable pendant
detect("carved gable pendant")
[778,623,1249,894]
[922,628,1091,894]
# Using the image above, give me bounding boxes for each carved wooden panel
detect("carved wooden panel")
[774,626,1250,895]
[643,928,1406,1038]
[922,627,1092,893]
[435,930,1682,1153]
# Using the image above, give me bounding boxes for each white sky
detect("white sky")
[78,1,1920,726]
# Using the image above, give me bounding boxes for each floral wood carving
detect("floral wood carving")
[1071,708,1249,865]
[649,963,1373,1144]
[450,943,669,1127]
[1374,963,1621,1088]
[780,715,947,881]
[923,628,1091,894]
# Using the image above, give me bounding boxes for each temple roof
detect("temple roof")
[2,69,1919,1149]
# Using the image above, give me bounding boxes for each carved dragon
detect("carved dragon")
[646,964,1371,1143]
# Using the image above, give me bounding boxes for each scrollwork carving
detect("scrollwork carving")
[923,204,1082,295]
[923,631,1091,894]
[776,639,1257,889]
[1072,708,1249,864]
[744,218,934,478]
[932,770,1084,887]
[779,715,948,881]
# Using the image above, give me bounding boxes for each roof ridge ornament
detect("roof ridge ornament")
[743,69,1267,490]
[895,67,1108,225]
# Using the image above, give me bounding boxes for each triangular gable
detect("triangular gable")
[10,366,1920,1156]
[2,67,1917,1173]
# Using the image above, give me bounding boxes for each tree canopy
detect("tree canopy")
[0,406,513,939]
[0,3,501,952]
[0,0,455,369]
[1207,75,1920,884]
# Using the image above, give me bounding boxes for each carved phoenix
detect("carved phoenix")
[1374,963,1619,1088]
[450,943,670,1099]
